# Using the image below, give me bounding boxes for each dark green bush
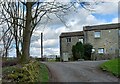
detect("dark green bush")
[83,43,93,60]
[72,42,84,60]
[72,42,93,61]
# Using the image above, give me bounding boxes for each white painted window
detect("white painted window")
[66,38,71,42]
[98,48,104,54]
[79,38,83,43]
[92,48,95,53]
[94,31,101,38]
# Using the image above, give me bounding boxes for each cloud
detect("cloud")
[96,0,120,2]
[30,41,40,48]
[86,15,97,24]
[94,2,118,15]
[44,39,58,48]
[111,18,118,23]
[8,48,16,57]
[45,0,71,2]
[30,47,40,57]
[31,35,40,43]
[44,48,59,55]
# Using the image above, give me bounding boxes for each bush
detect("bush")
[2,60,49,83]
[72,42,84,60]
[72,42,93,61]
[83,43,93,60]
[7,67,30,82]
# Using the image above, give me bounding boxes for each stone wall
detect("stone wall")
[60,36,84,60]
[91,53,118,60]
[85,29,119,55]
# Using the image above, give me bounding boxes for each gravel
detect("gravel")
[43,60,119,82]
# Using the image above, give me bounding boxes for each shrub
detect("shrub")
[72,42,93,61]
[83,43,93,60]
[2,60,47,82]
[72,42,84,60]
[7,67,30,82]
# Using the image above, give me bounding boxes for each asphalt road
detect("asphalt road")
[43,60,119,82]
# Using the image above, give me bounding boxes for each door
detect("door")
[63,53,68,61]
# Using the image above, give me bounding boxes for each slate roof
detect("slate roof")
[83,23,120,31]
[60,23,120,38]
[60,31,84,38]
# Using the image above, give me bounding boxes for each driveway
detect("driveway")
[43,60,119,82]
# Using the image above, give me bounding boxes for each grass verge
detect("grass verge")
[2,60,49,83]
[100,58,120,77]
[39,63,49,82]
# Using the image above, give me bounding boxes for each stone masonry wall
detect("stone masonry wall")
[86,29,119,59]
[61,36,84,60]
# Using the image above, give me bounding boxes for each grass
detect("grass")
[39,63,49,82]
[100,58,120,77]
[2,60,49,82]
[47,59,56,62]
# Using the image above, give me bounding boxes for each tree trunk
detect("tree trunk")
[21,2,32,63]
[5,48,8,59]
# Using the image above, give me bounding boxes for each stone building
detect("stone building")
[60,23,120,61]
[84,23,120,60]
[60,31,84,61]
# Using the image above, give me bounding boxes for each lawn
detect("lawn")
[2,60,49,83]
[100,58,120,77]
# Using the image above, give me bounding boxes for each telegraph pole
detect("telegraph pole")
[41,32,43,59]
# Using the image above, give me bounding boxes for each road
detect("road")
[43,60,119,82]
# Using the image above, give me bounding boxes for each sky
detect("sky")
[1,0,119,57]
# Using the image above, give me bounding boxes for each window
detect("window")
[79,38,83,43]
[92,48,95,53]
[94,31,101,38]
[109,30,111,33]
[66,38,71,42]
[98,48,104,54]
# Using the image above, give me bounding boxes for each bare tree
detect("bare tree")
[0,26,13,58]
[0,1,23,60]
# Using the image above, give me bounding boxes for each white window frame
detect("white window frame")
[94,31,101,38]
[78,38,83,43]
[66,37,71,43]
[92,48,95,53]
[98,48,104,54]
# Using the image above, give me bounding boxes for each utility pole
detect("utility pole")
[41,32,43,60]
